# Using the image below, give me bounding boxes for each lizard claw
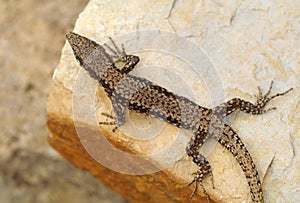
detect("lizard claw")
[187,171,210,203]
[101,112,115,119]
[255,81,293,113]
[188,179,198,199]
[104,37,127,62]
[263,107,276,113]
[99,112,118,132]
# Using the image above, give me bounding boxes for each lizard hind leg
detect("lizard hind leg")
[214,81,293,116]
[187,154,213,203]
[186,129,213,202]
[255,80,293,113]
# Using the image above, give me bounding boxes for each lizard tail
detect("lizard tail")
[217,124,264,203]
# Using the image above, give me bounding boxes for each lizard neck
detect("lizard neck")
[99,66,124,97]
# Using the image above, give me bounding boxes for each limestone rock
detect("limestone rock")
[47,0,299,202]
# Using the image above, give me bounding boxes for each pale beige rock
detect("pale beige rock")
[48,0,300,202]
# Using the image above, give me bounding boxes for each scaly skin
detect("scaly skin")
[66,32,293,203]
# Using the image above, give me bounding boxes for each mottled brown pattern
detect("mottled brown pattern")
[217,124,263,202]
[66,32,114,81]
[114,75,211,129]
[66,32,293,203]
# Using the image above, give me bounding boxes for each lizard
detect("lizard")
[66,31,293,203]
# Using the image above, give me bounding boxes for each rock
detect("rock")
[47,0,299,202]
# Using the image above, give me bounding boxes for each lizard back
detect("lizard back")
[113,74,211,130]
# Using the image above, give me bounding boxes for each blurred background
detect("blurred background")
[0,1,128,202]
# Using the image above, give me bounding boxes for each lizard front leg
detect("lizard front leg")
[217,124,263,203]
[213,81,293,117]
[104,37,140,74]
[99,95,126,132]
[186,129,213,202]
[119,55,140,74]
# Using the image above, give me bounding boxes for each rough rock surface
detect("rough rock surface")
[48,0,299,202]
